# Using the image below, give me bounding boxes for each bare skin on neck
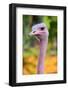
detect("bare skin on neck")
[37,38,48,74]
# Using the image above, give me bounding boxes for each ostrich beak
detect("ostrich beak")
[29,31,40,42]
[29,31,35,36]
[29,30,41,36]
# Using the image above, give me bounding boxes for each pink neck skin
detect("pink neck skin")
[37,38,48,74]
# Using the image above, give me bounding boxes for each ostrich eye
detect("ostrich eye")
[40,27,45,30]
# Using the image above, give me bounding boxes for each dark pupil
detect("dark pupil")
[40,27,45,30]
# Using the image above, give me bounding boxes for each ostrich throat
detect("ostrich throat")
[37,38,48,74]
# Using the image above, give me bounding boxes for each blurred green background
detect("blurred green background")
[23,15,57,75]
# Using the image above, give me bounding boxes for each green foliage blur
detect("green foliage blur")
[23,15,57,57]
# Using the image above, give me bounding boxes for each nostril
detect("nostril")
[33,31,36,33]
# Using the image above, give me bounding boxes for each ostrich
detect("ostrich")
[29,23,49,74]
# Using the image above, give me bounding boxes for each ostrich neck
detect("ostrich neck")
[37,38,48,74]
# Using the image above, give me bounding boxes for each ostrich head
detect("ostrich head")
[29,23,49,41]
